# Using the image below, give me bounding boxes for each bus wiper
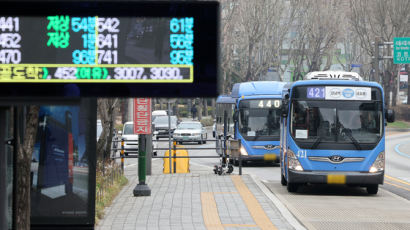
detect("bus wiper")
[310,137,322,149]
[342,128,361,150]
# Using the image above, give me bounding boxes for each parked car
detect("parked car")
[173,121,207,144]
[120,121,157,156]
[153,115,178,139]
[152,110,167,123]
[121,122,138,155]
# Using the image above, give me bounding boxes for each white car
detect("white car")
[173,121,207,144]
[121,121,157,156]
[152,110,168,123]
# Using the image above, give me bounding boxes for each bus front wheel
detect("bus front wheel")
[281,174,287,186]
[366,184,378,195]
[287,182,299,193]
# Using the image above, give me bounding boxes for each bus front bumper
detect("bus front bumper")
[288,170,384,185]
[238,154,279,163]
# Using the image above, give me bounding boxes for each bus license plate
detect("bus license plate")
[264,154,277,161]
[327,175,346,184]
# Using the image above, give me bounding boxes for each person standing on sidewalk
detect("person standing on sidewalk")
[191,104,197,120]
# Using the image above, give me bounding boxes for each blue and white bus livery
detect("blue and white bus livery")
[280,71,395,194]
[216,81,286,165]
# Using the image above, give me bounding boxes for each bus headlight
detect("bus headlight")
[240,146,248,156]
[288,150,303,171]
[369,151,385,173]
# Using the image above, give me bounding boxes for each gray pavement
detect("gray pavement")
[96,158,297,230]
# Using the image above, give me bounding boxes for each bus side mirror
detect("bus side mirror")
[385,109,395,123]
[233,110,239,123]
[281,104,288,118]
[281,94,289,117]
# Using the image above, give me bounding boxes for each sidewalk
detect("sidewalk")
[96,158,298,230]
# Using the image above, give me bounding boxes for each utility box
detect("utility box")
[163,146,190,174]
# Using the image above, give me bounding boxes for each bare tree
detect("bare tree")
[288,0,343,80]
[97,99,118,161]
[234,0,277,82]
[220,0,239,93]
[350,0,410,105]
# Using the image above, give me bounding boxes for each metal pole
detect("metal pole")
[168,100,172,174]
[133,134,151,196]
[121,138,124,173]
[138,135,146,183]
[374,37,380,83]
[239,140,242,176]
[146,125,153,176]
[173,142,177,173]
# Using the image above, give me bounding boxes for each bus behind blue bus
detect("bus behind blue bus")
[216,81,286,165]
[280,71,395,194]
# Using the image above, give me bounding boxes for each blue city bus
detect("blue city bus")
[216,81,286,165]
[280,71,395,194]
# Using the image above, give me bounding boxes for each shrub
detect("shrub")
[200,116,214,127]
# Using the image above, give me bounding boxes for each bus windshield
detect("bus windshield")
[239,99,281,141]
[290,100,383,150]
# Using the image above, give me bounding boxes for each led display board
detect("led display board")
[0,1,219,97]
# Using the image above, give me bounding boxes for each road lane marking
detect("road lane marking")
[201,192,224,230]
[385,181,410,192]
[231,175,278,230]
[394,143,410,159]
[385,175,410,187]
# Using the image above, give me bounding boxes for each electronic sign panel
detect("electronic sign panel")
[0,1,219,97]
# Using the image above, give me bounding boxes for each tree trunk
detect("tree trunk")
[174,99,179,117]
[197,99,203,121]
[203,99,208,117]
[97,99,117,162]
[15,105,40,230]
[211,99,216,119]
[120,99,126,124]
[245,43,254,82]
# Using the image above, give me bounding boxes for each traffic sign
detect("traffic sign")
[134,98,152,134]
[394,37,410,64]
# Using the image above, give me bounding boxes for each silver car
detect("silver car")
[173,121,207,144]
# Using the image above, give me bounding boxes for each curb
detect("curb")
[249,174,307,230]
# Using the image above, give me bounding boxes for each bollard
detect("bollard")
[133,134,151,196]
[121,138,124,173]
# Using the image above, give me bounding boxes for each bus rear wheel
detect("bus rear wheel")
[366,184,378,195]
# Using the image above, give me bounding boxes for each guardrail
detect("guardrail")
[111,137,242,175]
